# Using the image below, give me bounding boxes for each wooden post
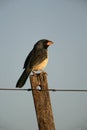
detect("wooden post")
[30,73,55,130]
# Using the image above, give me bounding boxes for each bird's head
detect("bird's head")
[34,39,54,50]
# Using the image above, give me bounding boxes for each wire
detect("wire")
[0,88,28,91]
[0,88,87,92]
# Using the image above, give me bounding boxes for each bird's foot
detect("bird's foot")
[32,71,37,76]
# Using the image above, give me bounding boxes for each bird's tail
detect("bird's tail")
[16,69,31,88]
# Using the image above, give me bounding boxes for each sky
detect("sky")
[0,0,87,130]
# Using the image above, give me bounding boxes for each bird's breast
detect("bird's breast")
[32,58,48,71]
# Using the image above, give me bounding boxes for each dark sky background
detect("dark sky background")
[0,0,87,130]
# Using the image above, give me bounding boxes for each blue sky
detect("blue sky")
[0,0,87,130]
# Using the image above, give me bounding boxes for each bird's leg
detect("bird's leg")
[32,71,37,76]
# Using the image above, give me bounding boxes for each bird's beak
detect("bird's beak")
[47,41,54,45]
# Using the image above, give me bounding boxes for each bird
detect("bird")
[16,39,54,88]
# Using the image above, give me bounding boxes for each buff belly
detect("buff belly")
[32,58,48,71]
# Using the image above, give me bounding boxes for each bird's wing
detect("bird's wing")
[30,49,47,68]
[23,49,34,69]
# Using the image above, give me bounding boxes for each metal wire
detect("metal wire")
[0,88,87,92]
